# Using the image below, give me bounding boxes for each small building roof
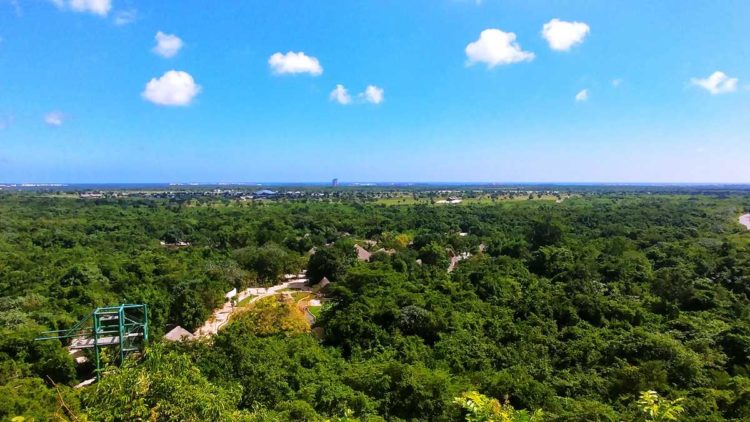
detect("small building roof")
[164,326,195,342]
[313,277,331,294]
[354,244,372,261]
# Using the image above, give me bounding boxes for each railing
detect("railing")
[35,304,149,380]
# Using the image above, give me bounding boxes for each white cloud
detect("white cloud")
[152,31,183,58]
[268,51,323,76]
[690,71,738,94]
[44,111,64,126]
[542,19,590,51]
[70,0,110,14]
[612,78,623,87]
[575,89,589,102]
[330,84,351,105]
[362,85,384,104]
[113,9,137,26]
[465,28,534,68]
[50,0,111,16]
[331,84,385,106]
[142,70,201,106]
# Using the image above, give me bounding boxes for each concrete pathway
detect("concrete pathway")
[193,273,311,338]
[740,214,750,230]
[448,252,471,273]
[74,377,97,389]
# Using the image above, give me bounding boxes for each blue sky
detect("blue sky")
[0,0,749,183]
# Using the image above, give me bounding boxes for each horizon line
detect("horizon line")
[3,181,750,187]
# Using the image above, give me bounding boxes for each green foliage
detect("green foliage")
[417,241,450,268]
[81,344,244,421]
[235,243,301,283]
[230,295,310,336]
[170,279,220,331]
[0,376,71,421]
[638,390,685,421]
[307,246,355,283]
[454,391,544,422]
[2,192,750,420]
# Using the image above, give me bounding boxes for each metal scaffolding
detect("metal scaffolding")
[36,304,149,379]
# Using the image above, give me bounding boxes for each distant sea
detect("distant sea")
[2,182,750,191]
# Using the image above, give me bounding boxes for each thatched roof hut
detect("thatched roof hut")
[318,276,331,290]
[164,326,195,342]
[355,244,372,261]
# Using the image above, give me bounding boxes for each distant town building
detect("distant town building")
[79,192,104,199]
[436,197,462,204]
[254,189,277,197]
[332,178,339,187]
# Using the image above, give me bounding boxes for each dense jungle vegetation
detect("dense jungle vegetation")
[1,191,750,421]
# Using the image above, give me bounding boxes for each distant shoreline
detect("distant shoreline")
[3,182,750,191]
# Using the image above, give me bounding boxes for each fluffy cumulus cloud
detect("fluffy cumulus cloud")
[362,85,384,104]
[575,89,589,102]
[465,29,534,68]
[50,0,111,16]
[542,19,590,51]
[268,51,323,76]
[330,84,351,105]
[142,70,201,106]
[113,9,137,26]
[330,85,385,106]
[691,71,738,94]
[44,111,64,126]
[152,31,183,58]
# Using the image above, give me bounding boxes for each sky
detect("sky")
[0,0,749,183]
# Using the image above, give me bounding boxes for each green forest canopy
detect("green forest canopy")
[1,190,750,420]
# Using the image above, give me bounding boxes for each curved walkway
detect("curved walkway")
[193,274,310,338]
[740,214,750,230]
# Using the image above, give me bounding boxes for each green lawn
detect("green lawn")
[372,196,428,205]
[292,292,311,302]
[308,306,322,318]
[236,295,255,307]
[373,194,565,206]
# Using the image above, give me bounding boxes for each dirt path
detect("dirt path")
[193,274,311,338]
[740,214,750,230]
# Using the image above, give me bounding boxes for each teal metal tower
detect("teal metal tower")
[36,304,149,380]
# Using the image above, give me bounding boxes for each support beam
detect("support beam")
[35,304,149,382]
